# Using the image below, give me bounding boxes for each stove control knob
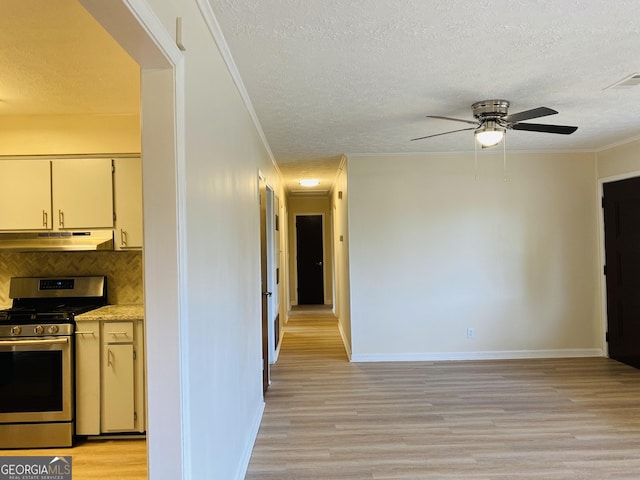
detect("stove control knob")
[34,325,44,335]
[10,326,21,335]
[48,325,59,334]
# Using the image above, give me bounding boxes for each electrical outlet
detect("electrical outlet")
[467,327,475,339]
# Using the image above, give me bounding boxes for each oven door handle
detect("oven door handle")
[0,337,69,346]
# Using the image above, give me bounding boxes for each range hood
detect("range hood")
[0,231,114,252]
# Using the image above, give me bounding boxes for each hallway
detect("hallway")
[246,317,640,480]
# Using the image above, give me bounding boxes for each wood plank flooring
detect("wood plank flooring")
[247,316,640,479]
[0,439,147,479]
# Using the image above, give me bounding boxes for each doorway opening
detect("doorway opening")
[80,1,185,478]
[602,175,640,369]
[295,214,325,305]
[259,177,281,393]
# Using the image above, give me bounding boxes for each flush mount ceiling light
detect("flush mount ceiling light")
[299,179,320,187]
[474,120,505,148]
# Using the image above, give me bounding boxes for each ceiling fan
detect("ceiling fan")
[411,100,578,147]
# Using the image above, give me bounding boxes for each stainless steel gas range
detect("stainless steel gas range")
[0,276,107,448]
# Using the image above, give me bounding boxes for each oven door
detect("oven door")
[0,336,73,423]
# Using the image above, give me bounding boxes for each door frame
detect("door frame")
[293,212,326,306]
[79,1,186,478]
[259,177,269,394]
[597,170,640,358]
[259,174,279,365]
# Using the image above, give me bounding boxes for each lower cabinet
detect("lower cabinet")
[102,322,136,432]
[75,319,145,436]
[75,322,101,435]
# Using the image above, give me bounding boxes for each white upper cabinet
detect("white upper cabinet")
[52,158,114,229]
[113,157,143,249]
[0,160,52,230]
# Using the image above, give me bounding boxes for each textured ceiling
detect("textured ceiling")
[4,1,640,195]
[0,0,139,116]
[210,0,640,192]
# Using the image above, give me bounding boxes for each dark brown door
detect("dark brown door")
[603,176,640,369]
[296,215,324,305]
[259,178,269,394]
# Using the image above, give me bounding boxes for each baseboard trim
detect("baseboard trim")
[350,348,604,363]
[235,400,265,480]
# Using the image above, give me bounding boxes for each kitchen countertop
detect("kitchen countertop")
[76,304,144,321]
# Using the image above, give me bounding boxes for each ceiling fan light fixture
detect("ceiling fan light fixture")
[475,130,504,147]
[475,121,504,147]
[414,100,576,145]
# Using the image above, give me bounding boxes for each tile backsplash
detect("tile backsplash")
[0,251,143,307]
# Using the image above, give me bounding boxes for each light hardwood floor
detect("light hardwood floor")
[0,439,147,479]
[247,316,640,479]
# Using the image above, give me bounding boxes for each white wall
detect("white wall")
[597,138,640,178]
[165,6,283,480]
[348,152,602,361]
[331,157,352,356]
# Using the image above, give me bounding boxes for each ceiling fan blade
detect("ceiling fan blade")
[426,115,479,126]
[511,123,578,134]
[503,107,557,123]
[411,127,476,141]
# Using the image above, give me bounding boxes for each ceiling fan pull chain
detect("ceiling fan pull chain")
[474,139,479,180]
[503,134,509,182]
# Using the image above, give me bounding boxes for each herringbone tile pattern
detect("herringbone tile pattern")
[0,251,143,306]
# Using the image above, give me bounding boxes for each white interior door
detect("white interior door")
[265,186,278,363]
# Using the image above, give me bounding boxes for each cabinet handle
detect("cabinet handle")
[42,210,48,228]
[120,229,128,246]
[107,348,114,366]
[58,209,64,227]
[109,331,129,337]
[0,338,68,347]
[75,331,96,336]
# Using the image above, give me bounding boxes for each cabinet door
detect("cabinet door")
[0,160,52,230]
[75,323,101,435]
[102,343,135,432]
[113,158,143,249]
[52,158,114,229]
